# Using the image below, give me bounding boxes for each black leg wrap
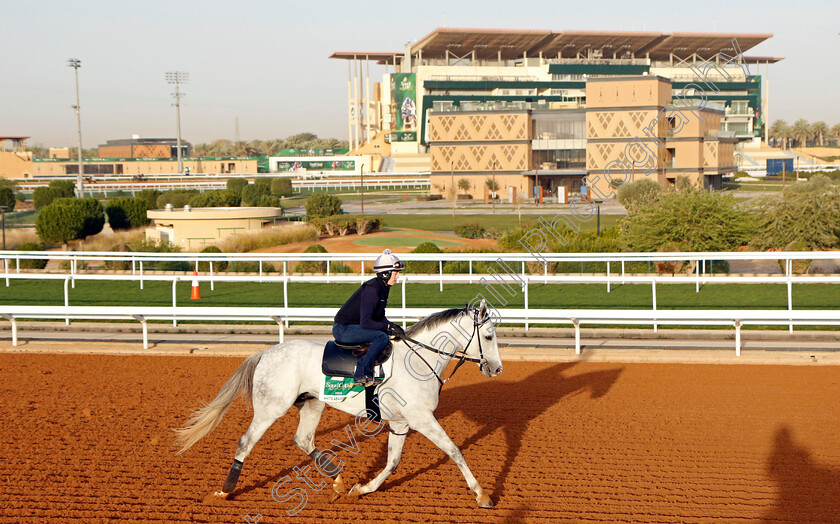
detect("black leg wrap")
[222,459,243,493]
[308,449,340,478]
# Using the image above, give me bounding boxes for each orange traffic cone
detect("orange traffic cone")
[190,269,201,300]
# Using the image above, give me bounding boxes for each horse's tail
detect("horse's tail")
[174,351,264,454]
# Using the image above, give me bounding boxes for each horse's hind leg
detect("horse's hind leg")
[293,399,346,497]
[348,420,409,498]
[215,400,293,498]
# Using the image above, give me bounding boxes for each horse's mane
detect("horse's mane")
[405,307,468,338]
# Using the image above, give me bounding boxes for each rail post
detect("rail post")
[172,278,178,327]
[139,261,144,290]
[64,276,70,325]
[652,278,657,333]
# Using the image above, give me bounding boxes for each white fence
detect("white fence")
[1,250,838,354]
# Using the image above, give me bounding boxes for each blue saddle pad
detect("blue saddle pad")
[322,340,393,378]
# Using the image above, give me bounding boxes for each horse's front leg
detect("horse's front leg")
[348,421,409,498]
[410,413,493,508]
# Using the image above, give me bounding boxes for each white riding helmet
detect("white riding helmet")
[373,249,405,274]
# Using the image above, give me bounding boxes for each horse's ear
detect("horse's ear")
[479,298,488,318]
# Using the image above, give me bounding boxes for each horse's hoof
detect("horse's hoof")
[331,474,346,501]
[347,483,364,498]
[213,491,230,499]
[477,493,494,508]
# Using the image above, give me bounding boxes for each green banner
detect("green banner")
[274,159,355,172]
[390,73,418,135]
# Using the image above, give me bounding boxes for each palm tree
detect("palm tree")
[811,121,828,147]
[457,178,471,196]
[791,119,813,148]
[831,123,840,147]
[769,120,791,149]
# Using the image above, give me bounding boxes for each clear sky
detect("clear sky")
[2,0,837,149]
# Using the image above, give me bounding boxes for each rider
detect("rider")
[333,249,406,386]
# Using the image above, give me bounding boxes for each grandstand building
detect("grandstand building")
[331,28,781,197]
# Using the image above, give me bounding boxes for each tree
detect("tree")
[49,180,76,198]
[832,123,840,147]
[105,197,149,230]
[811,121,828,147]
[770,120,791,149]
[271,177,293,196]
[616,178,661,213]
[457,178,471,196]
[156,190,198,209]
[295,244,328,273]
[36,198,104,244]
[406,242,442,273]
[226,178,248,194]
[791,119,812,148]
[136,189,162,211]
[189,189,241,208]
[305,193,342,219]
[0,188,15,211]
[620,187,755,252]
[0,178,18,191]
[33,187,59,209]
[749,175,840,250]
[240,184,270,206]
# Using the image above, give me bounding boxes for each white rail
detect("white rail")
[0,305,836,355]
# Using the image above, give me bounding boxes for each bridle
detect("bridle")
[397,307,492,394]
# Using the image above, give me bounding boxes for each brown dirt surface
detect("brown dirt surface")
[2,353,840,523]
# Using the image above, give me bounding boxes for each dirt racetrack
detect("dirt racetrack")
[2,353,840,523]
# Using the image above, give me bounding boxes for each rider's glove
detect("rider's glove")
[387,322,406,340]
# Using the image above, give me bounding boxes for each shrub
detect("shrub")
[189,189,242,208]
[254,177,273,189]
[103,245,131,270]
[35,197,104,244]
[228,261,276,273]
[15,242,48,269]
[295,244,328,273]
[750,177,840,250]
[241,183,270,206]
[485,227,502,239]
[14,193,26,202]
[255,194,281,208]
[406,242,442,273]
[620,187,755,252]
[156,190,198,209]
[442,248,500,273]
[456,194,473,200]
[49,180,76,198]
[454,223,485,239]
[215,224,319,253]
[778,240,812,274]
[616,178,661,213]
[198,245,227,272]
[0,188,15,211]
[33,187,59,209]
[417,194,443,201]
[226,178,248,194]
[309,215,380,236]
[126,239,190,271]
[271,177,293,197]
[136,189,162,211]
[305,193,342,219]
[105,197,149,230]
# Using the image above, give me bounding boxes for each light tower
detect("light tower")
[165,71,189,174]
[68,58,84,196]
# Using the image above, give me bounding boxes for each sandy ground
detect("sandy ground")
[2,351,839,523]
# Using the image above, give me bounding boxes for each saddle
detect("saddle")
[322,340,393,378]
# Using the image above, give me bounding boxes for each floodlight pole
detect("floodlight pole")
[360,163,365,215]
[68,58,84,197]
[166,71,189,174]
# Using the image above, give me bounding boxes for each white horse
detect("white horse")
[175,300,503,508]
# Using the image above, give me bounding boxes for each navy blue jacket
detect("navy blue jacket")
[334,277,390,330]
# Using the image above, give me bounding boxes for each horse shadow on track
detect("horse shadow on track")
[371,361,623,503]
[761,425,840,523]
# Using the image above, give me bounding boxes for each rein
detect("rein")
[398,308,489,393]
